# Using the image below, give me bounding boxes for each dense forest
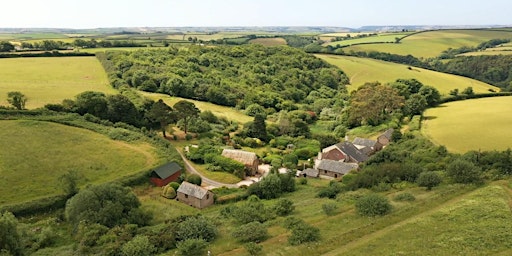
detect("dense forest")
[97,44,349,112]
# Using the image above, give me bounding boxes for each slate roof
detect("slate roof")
[317,160,358,175]
[177,181,209,199]
[221,149,258,166]
[151,162,182,179]
[379,128,394,140]
[352,137,378,148]
[302,168,319,177]
[334,141,369,162]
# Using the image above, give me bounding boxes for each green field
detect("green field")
[316,54,499,94]
[422,96,512,153]
[0,57,116,109]
[0,120,157,206]
[141,92,253,123]
[324,33,410,47]
[249,37,287,46]
[344,29,512,58]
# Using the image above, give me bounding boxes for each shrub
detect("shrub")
[244,242,263,255]
[273,199,295,216]
[355,194,392,217]
[168,182,181,191]
[393,193,416,202]
[288,222,320,245]
[446,158,482,184]
[176,216,217,242]
[231,221,268,243]
[161,185,176,199]
[176,238,208,256]
[282,216,304,230]
[322,202,338,215]
[186,174,202,186]
[121,235,156,256]
[298,177,308,185]
[416,171,442,190]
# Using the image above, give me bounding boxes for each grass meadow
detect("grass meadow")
[249,37,287,46]
[0,57,116,109]
[343,29,512,58]
[0,120,157,206]
[316,54,498,94]
[141,92,253,123]
[324,32,411,47]
[135,175,512,256]
[422,96,512,153]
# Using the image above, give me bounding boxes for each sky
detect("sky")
[1,0,510,29]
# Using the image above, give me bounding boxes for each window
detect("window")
[185,194,188,198]
[206,194,210,200]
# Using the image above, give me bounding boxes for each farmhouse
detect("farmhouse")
[298,168,319,178]
[221,149,259,175]
[318,141,369,163]
[316,159,359,179]
[378,128,394,146]
[176,181,214,209]
[352,137,383,156]
[150,162,182,187]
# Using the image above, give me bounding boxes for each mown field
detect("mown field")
[130,177,512,256]
[343,29,512,58]
[141,92,253,123]
[324,32,411,47]
[422,96,512,153]
[0,120,157,206]
[249,37,287,46]
[0,57,116,108]
[316,54,499,94]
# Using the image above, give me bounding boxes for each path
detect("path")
[176,150,255,189]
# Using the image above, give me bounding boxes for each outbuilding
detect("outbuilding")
[150,162,182,187]
[176,181,214,209]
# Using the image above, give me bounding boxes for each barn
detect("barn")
[150,162,182,187]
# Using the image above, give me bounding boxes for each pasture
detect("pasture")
[316,54,498,94]
[140,92,253,123]
[249,37,287,46]
[0,120,157,206]
[343,29,512,58]
[324,32,410,47]
[0,57,116,109]
[422,96,512,153]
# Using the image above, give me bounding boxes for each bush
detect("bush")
[416,171,442,190]
[168,182,181,191]
[288,222,320,245]
[393,193,416,202]
[231,221,268,243]
[176,238,208,256]
[273,199,295,216]
[186,174,202,186]
[161,185,176,199]
[317,182,342,199]
[447,158,482,184]
[322,202,338,215]
[176,216,217,242]
[121,235,156,256]
[355,194,392,217]
[298,177,308,185]
[244,242,263,255]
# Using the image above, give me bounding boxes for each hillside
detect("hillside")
[0,57,116,109]
[315,54,499,94]
[422,96,512,153]
[343,29,512,58]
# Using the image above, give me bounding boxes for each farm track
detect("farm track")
[321,189,475,256]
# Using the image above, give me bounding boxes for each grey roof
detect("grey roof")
[334,141,369,162]
[221,149,257,166]
[302,168,319,177]
[177,181,209,199]
[151,162,182,179]
[379,128,394,140]
[352,137,378,148]
[317,160,358,175]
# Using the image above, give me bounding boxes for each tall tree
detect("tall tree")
[173,100,199,134]
[246,114,268,141]
[146,99,175,138]
[348,82,404,126]
[6,91,27,110]
[106,94,139,125]
[74,91,108,119]
[0,41,15,52]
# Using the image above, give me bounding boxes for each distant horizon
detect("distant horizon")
[0,0,510,29]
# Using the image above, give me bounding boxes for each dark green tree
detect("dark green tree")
[174,100,200,134]
[416,171,442,190]
[447,158,482,184]
[0,212,23,256]
[418,85,441,107]
[246,114,268,142]
[145,99,175,137]
[65,183,149,228]
[74,91,108,119]
[0,41,14,52]
[6,91,27,110]
[404,94,428,116]
[106,94,140,125]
